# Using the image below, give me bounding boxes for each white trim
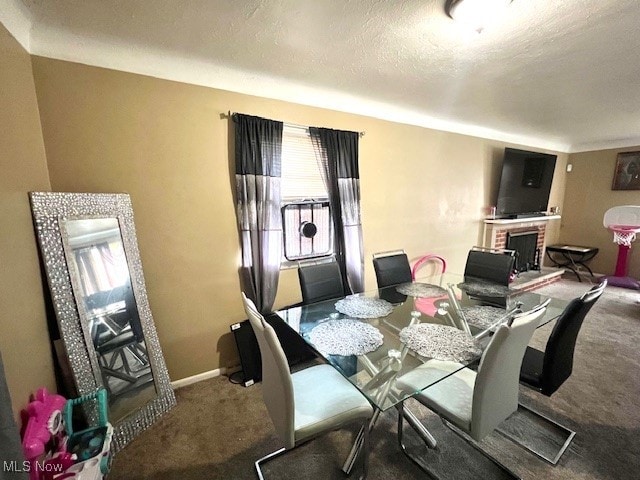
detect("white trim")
[27,26,574,153]
[568,137,640,154]
[170,366,239,389]
[6,10,638,154]
[0,0,32,51]
[483,215,561,225]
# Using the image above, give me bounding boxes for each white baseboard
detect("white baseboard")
[170,365,241,389]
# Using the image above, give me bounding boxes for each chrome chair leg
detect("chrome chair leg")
[396,402,440,479]
[260,417,372,480]
[359,418,370,480]
[496,402,576,465]
[343,409,380,475]
[439,418,521,480]
[343,416,375,477]
[401,405,438,448]
[255,447,287,480]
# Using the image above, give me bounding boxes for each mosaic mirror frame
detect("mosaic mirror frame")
[29,192,176,451]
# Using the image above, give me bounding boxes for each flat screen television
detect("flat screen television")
[495,148,557,218]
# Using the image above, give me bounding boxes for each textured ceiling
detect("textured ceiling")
[11,0,640,152]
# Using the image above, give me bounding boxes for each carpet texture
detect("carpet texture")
[109,278,640,479]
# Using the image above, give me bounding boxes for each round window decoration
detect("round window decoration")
[300,221,318,238]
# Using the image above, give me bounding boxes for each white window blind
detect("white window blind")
[280,124,333,261]
[281,125,327,200]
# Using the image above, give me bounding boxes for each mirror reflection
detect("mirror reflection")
[63,218,156,422]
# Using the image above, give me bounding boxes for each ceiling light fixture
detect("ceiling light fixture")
[445,0,513,33]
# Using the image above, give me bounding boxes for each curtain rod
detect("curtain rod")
[222,111,365,138]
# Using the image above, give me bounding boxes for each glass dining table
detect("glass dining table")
[275,271,568,473]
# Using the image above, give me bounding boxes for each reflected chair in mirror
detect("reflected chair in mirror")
[504,279,607,464]
[94,287,151,400]
[373,250,412,304]
[242,293,374,480]
[395,304,547,479]
[298,259,346,305]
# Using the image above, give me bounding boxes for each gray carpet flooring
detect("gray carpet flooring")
[110,278,640,479]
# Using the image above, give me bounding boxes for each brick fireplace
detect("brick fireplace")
[482,215,563,291]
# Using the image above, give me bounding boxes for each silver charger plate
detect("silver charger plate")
[309,319,384,356]
[461,305,507,329]
[396,282,447,298]
[458,281,511,297]
[399,324,482,362]
[334,296,394,319]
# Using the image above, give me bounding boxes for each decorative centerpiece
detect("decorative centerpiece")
[309,319,384,356]
[399,324,482,362]
[457,281,511,297]
[396,282,447,298]
[460,305,507,329]
[334,295,394,319]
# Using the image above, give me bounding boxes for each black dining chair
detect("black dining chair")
[505,279,607,464]
[372,250,412,304]
[372,250,412,288]
[464,247,515,286]
[298,260,346,305]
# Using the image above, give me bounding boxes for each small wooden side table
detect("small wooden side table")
[545,245,599,282]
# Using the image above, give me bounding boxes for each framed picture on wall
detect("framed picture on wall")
[612,151,640,190]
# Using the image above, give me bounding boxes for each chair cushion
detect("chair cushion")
[95,330,136,354]
[292,364,373,444]
[519,346,544,390]
[397,360,475,433]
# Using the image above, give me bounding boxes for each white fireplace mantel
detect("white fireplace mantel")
[482,215,561,251]
[483,214,561,226]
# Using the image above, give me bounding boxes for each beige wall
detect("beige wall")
[560,147,640,277]
[0,25,55,415]
[31,57,568,381]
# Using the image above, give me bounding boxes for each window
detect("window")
[280,125,333,262]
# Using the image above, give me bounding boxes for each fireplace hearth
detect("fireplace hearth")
[482,215,563,290]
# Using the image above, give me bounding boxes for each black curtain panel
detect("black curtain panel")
[234,114,284,313]
[309,127,364,294]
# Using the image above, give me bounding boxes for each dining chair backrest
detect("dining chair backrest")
[373,251,412,288]
[242,293,296,448]
[464,249,515,286]
[540,280,606,396]
[411,254,447,280]
[298,260,346,304]
[471,304,546,440]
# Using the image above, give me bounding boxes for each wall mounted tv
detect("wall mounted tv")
[495,148,557,219]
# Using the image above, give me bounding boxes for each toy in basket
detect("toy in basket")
[62,389,114,480]
[21,388,70,480]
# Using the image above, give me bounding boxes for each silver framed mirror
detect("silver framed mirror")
[29,192,176,451]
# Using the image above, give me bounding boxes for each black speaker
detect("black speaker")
[230,320,262,387]
[230,315,318,387]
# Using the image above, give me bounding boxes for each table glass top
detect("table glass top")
[276,272,567,411]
